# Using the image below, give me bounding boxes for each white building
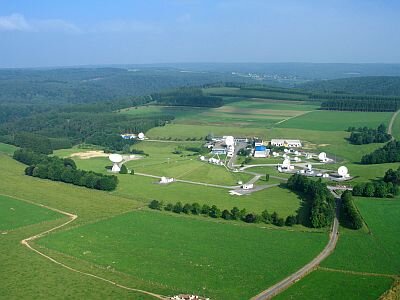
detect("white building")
[160,177,174,184]
[271,139,302,148]
[242,183,254,190]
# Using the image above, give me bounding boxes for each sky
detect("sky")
[0,0,400,68]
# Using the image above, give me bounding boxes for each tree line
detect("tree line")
[287,174,335,228]
[148,200,298,227]
[352,167,400,198]
[340,191,363,230]
[347,124,391,145]
[13,149,118,191]
[361,140,400,164]
[152,87,224,107]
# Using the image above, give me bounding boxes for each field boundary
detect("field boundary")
[0,193,167,300]
[318,266,397,279]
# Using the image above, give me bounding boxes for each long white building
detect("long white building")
[270,139,302,148]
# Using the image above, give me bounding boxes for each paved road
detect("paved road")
[251,193,341,300]
[135,172,240,189]
[388,109,400,137]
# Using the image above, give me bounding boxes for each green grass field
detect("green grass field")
[392,111,400,140]
[0,195,61,231]
[274,269,393,300]
[277,111,392,131]
[0,154,155,299]
[322,197,400,275]
[0,142,18,155]
[38,210,327,300]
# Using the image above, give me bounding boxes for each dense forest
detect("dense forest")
[347,124,391,145]
[361,140,400,164]
[13,149,118,191]
[287,174,335,228]
[300,76,400,96]
[0,68,253,152]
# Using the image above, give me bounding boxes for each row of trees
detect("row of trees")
[361,140,400,164]
[148,200,298,227]
[352,167,400,198]
[348,124,391,145]
[14,149,118,191]
[341,191,363,230]
[287,174,335,228]
[384,167,400,185]
[152,88,224,107]
[320,99,400,112]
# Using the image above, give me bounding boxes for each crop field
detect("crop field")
[0,195,61,231]
[322,197,400,275]
[277,111,393,131]
[38,210,327,300]
[274,269,393,300]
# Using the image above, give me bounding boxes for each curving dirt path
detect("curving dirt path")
[388,109,400,137]
[9,195,167,300]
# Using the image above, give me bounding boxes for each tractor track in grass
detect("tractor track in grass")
[388,109,400,138]
[0,193,167,300]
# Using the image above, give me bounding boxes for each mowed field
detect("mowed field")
[0,195,61,230]
[0,154,155,299]
[38,210,328,300]
[278,196,400,299]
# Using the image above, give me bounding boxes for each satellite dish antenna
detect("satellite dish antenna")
[282,158,291,168]
[109,154,123,173]
[318,152,327,161]
[338,166,349,177]
[138,132,145,140]
[225,136,234,146]
[306,164,312,171]
[109,154,123,163]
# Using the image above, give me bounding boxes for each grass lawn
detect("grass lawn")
[392,110,400,140]
[38,210,327,300]
[277,111,392,131]
[0,154,154,299]
[115,175,301,219]
[0,142,18,155]
[0,195,61,231]
[322,197,400,275]
[274,269,393,300]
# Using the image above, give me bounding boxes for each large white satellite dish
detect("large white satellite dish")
[109,154,123,163]
[338,166,349,177]
[225,136,234,146]
[138,132,145,140]
[318,152,327,161]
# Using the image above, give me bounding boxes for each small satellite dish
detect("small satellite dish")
[306,164,312,171]
[318,152,327,161]
[138,132,145,139]
[338,166,349,177]
[284,149,289,153]
[109,154,123,163]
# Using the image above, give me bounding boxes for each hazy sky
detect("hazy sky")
[0,0,399,68]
